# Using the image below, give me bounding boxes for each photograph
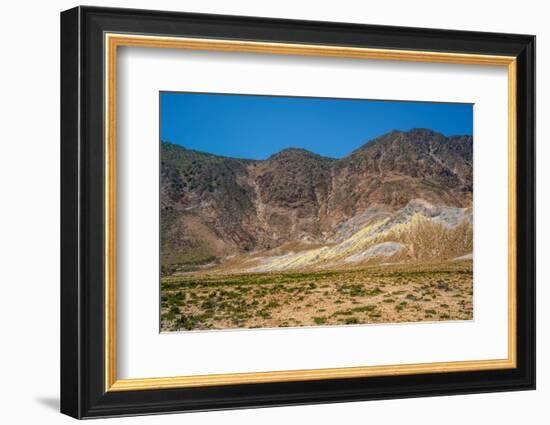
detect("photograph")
[159,92,474,332]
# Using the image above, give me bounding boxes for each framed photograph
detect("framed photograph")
[60,6,535,419]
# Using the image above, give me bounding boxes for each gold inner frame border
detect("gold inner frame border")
[104,33,517,392]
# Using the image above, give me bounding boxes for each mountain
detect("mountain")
[160,128,473,272]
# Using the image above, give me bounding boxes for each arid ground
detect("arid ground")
[160,260,473,332]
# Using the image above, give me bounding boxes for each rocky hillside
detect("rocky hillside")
[160,128,473,271]
[244,199,473,273]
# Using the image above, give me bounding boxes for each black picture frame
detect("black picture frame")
[61,5,535,419]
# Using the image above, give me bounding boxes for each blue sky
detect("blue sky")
[160,92,473,160]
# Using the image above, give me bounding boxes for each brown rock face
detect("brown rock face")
[160,128,473,267]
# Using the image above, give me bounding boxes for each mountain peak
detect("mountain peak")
[277,147,313,155]
[268,147,333,162]
[351,128,465,154]
[406,127,443,136]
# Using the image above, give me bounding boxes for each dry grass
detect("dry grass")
[377,215,473,261]
[160,260,473,332]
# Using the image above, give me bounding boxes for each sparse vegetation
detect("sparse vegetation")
[160,260,473,331]
[313,317,328,325]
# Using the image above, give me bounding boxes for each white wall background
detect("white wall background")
[0,0,545,423]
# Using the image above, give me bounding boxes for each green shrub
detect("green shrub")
[313,317,327,325]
